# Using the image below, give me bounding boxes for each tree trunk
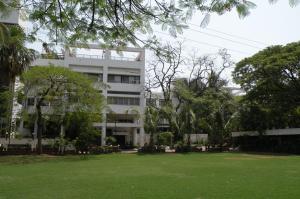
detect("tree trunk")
[7,77,15,144]
[36,105,43,154]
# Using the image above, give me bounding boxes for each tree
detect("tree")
[144,105,160,146]
[14,0,261,46]
[0,25,35,138]
[233,41,300,130]
[21,66,104,154]
[172,49,236,146]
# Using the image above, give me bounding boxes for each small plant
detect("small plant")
[158,132,173,146]
[174,141,191,153]
[105,136,117,146]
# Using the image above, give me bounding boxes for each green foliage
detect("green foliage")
[105,136,117,146]
[0,90,12,136]
[157,132,173,146]
[171,50,237,146]
[74,128,101,152]
[174,140,191,153]
[144,106,160,146]
[21,66,104,153]
[12,0,263,46]
[0,25,35,89]
[64,111,101,140]
[233,41,300,130]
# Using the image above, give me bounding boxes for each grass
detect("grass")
[0,153,300,199]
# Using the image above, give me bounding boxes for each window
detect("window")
[121,76,129,83]
[107,97,140,105]
[107,91,140,95]
[129,76,140,84]
[108,74,140,84]
[99,74,103,82]
[27,98,35,106]
[84,73,103,82]
[159,99,166,106]
[146,98,156,106]
[108,75,121,83]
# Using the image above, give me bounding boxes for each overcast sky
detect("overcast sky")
[147,0,300,85]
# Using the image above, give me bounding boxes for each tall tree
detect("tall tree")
[173,49,236,146]
[0,25,35,138]
[233,41,300,129]
[21,66,104,154]
[144,105,160,146]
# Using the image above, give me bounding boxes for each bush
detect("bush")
[158,132,173,146]
[175,141,191,153]
[6,144,32,155]
[105,136,117,145]
[89,145,120,154]
[138,145,165,153]
[75,129,101,152]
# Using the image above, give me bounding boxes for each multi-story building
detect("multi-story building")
[0,2,22,25]
[20,44,146,147]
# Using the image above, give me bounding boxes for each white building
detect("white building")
[0,5,20,25]
[21,44,146,147]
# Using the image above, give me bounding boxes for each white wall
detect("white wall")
[232,128,300,137]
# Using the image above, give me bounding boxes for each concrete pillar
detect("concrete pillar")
[19,119,24,134]
[105,49,111,60]
[139,127,145,146]
[60,125,65,137]
[101,65,108,146]
[133,128,138,146]
[33,117,38,140]
[101,125,106,146]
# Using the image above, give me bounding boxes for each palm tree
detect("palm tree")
[0,25,35,139]
[0,23,9,45]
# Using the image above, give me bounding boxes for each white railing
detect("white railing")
[74,54,104,59]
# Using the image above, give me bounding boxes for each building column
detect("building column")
[60,125,65,137]
[33,117,38,140]
[139,127,145,146]
[101,125,106,146]
[133,128,138,146]
[101,64,108,146]
[19,119,24,134]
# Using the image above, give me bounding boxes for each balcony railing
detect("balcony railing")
[36,52,143,62]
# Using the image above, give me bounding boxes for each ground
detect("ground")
[0,153,300,199]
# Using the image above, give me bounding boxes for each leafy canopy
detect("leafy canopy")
[5,0,261,46]
[233,41,300,130]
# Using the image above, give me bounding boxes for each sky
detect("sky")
[146,0,300,85]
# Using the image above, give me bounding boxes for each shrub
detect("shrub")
[89,145,120,154]
[105,136,117,145]
[158,132,173,146]
[75,129,101,152]
[174,141,191,153]
[138,145,165,153]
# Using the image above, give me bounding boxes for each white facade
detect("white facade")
[0,1,23,25]
[24,44,146,147]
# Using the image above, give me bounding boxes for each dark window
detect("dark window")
[107,97,140,106]
[146,98,156,106]
[108,91,140,95]
[108,74,140,84]
[159,99,166,106]
[27,98,35,106]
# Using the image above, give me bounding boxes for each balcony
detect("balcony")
[34,46,145,62]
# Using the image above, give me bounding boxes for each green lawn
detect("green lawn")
[0,153,300,199]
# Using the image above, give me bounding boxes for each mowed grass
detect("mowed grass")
[0,153,300,199]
